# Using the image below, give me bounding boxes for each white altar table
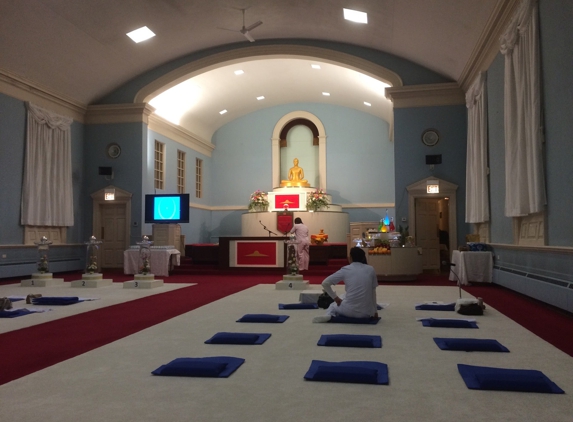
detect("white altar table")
[449,250,493,285]
[123,248,180,277]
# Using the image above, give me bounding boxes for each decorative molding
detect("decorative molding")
[204,203,396,211]
[189,202,212,211]
[385,83,465,108]
[135,44,404,103]
[458,0,522,91]
[489,243,573,254]
[211,205,250,211]
[148,114,214,157]
[340,203,395,209]
[0,68,86,122]
[85,103,155,125]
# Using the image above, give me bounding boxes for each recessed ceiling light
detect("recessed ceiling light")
[219,109,228,115]
[126,26,155,43]
[343,8,368,24]
[322,92,330,96]
[311,64,321,69]
[256,96,265,100]
[234,70,244,75]
[364,102,372,107]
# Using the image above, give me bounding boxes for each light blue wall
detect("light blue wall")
[394,105,468,246]
[210,103,394,237]
[487,0,573,313]
[488,0,573,249]
[540,0,573,246]
[146,129,212,243]
[0,94,26,244]
[211,103,393,205]
[84,122,145,245]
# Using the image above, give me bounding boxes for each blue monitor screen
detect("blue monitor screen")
[144,194,190,224]
[154,196,180,221]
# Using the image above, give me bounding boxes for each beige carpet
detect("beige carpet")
[1,285,571,422]
[0,281,195,334]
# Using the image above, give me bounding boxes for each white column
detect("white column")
[272,137,280,189]
[318,135,327,191]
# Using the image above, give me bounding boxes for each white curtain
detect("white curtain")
[500,0,546,217]
[21,102,74,226]
[465,72,489,223]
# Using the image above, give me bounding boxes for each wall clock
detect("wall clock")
[421,129,440,147]
[106,143,121,159]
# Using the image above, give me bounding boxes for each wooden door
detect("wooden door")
[415,198,440,271]
[100,203,127,268]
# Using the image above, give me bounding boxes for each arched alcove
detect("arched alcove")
[271,111,326,190]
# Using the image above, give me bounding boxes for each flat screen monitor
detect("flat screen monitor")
[144,194,190,224]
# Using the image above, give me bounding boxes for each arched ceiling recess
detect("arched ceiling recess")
[137,45,402,143]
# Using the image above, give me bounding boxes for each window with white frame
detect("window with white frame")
[154,140,165,190]
[195,158,202,198]
[177,150,186,193]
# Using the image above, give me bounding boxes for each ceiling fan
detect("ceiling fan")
[218,8,263,42]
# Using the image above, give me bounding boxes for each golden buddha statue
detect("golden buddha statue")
[280,158,311,187]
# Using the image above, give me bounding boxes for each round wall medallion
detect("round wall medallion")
[421,129,440,146]
[106,143,121,159]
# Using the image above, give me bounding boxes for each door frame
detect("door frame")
[91,185,132,261]
[407,178,458,255]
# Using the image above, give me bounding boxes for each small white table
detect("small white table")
[123,248,180,277]
[449,250,493,285]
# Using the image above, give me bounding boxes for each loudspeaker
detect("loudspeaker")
[98,166,113,176]
[425,154,442,165]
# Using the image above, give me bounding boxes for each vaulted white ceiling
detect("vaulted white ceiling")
[1,0,506,139]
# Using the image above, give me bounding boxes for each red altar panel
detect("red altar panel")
[236,241,278,266]
[274,194,300,209]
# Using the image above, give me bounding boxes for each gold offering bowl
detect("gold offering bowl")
[311,230,328,245]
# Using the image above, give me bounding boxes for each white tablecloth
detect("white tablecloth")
[123,249,180,277]
[449,250,493,285]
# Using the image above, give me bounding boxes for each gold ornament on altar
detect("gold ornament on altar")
[280,158,310,187]
[311,229,328,245]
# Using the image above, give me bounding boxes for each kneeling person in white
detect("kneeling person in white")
[320,247,378,320]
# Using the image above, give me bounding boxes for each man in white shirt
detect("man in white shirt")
[316,247,378,321]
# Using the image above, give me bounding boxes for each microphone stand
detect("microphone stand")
[259,220,278,237]
[444,261,463,299]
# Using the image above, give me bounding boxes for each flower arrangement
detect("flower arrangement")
[286,242,299,275]
[86,256,98,274]
[306,189,330,211]
[248,190,269,211]
[140,258,151,275]
[37,254,49,273]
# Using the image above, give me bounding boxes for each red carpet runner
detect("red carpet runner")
[0,274,273,385]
